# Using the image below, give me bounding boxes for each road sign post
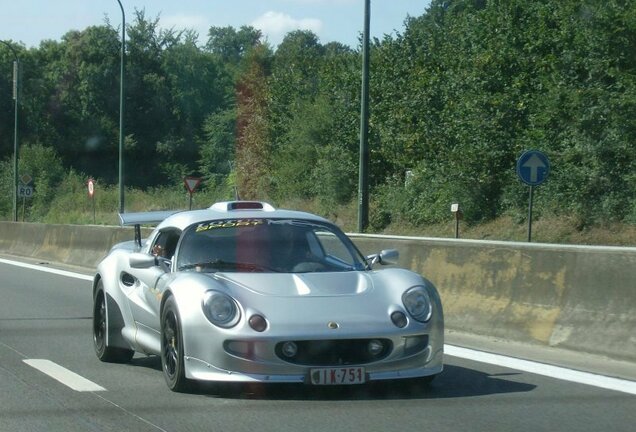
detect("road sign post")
[183,177,202,210]
[451,203,462,239]
[527,185,534,242]
[516,150,550,242]
[17,185,33,198]
[87,178,96,224]
[18,184,33,220]
[18,174,33,222]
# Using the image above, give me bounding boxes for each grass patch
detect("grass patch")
[5,188,635,247]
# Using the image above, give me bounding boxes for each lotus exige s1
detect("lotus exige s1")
[92,201,443,392]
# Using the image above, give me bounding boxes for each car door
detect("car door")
[126,229,181,333]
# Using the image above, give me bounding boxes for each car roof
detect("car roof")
[121,201,331,232]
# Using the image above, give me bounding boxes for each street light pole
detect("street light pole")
[357,0,370,232]
[1,40,19,222]
[116,0,126,214]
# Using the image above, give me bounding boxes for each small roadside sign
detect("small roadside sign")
[17,174,33,222]
[18,185,33,198]
[87,178,95,198]
[516,150,550,186]
[184,177,202,194]
[86,178,97,223]
[183,177,203,210]
[516,150,551,242]
[20,174,33,185]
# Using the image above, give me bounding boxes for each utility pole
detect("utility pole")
[357,0,370,232]
[116,0,126,214]
[1,40,19,222]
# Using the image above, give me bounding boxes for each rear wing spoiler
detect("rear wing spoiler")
[119,210,181,248]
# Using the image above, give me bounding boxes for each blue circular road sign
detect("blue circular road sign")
[516,150,550,186]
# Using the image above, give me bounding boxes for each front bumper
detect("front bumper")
[183,335,444,384]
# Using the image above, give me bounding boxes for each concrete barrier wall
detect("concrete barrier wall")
[0,221,149,268]
[352,234,636,362]
[1,221,634,361]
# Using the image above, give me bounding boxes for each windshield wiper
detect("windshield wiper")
[267,219,323,229]
[179,259,278,273]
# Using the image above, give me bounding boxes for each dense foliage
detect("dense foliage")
[1,0,635,228]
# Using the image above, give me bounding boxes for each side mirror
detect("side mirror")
[378,249,399,265]
[366,249,399,267]
[129,252,158,269]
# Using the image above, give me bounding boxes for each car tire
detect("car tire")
[161,296,191,392]
[93,284,134,363]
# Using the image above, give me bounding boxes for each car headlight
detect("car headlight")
[202,291,240,328]
[402,286,432,322]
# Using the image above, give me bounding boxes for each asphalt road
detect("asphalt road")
[1,260,634,432]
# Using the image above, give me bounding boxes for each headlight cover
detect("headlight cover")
[202,291,240,328]
[402,286,432,322]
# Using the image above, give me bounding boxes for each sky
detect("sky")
[2,1,432,49]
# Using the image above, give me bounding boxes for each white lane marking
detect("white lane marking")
[4,257,635,395]
[0,257,93,281]
[23,359,106,392]
[445,344,636,395]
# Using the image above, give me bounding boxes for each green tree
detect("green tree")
[0,41,26,162]
[124,10,179,187]
[198,108,237,186]
[48,27,121,181]
[235,44,273,199]
[159,36,230,184]
[0,144,66,220]
[373,0,636,226]
[206,25,263,66]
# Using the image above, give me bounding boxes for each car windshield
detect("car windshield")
[176,218,367,273]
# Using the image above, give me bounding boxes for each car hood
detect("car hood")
[215,272,373,297]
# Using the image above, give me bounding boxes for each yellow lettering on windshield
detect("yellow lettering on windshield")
[195,219,264,233]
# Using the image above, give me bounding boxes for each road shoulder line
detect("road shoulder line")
[23,359,106,392]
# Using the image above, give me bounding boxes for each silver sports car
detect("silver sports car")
[92,201,444,392]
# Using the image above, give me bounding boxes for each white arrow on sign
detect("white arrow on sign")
[522,154,546,183]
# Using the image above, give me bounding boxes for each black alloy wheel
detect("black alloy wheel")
[93,290,107,355]
[92,282,134,363]
[161,296,191,392]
